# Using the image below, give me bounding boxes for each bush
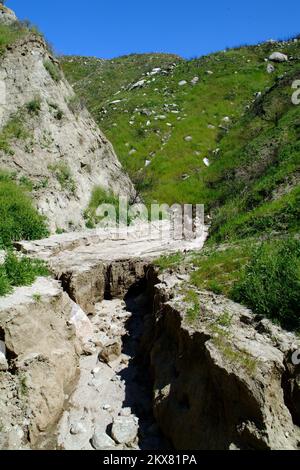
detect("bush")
[0,115,29,155]
[43,59,61,82]
[48,162,76,194]
[26,97,41,115]
[0,176,49,247]
[231,238,300,330]
[84,186,120,228]
[0,251,49,297]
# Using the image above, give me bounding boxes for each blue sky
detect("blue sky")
[7,0,300,59]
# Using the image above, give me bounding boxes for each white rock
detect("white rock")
[0,351,8,371]
[129,149,137,155]
[119,408,132,417]
[203,158,210,167]
[91,431,116,450]
[130,79,146,90]
[178,80,187,86]
[145,160,151,167]
[184,136,193,142]
[267,63,275,73]
[70,422,87,435]
[111,416,138,445]
[191,76,199,85]
[269,52,288,62]
[206,70,214,75]
[222,116,231,123]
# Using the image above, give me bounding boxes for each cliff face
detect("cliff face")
[0,32,135,232]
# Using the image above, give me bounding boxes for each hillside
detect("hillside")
[0,19,134,238]
[61,40,300,219]
[62,40,300,331]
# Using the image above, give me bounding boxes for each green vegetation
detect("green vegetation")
[0,171,49,248]
[232,238,300,331]
[182,288,201,322]
[48,162,76,194]
[0,114,29,155]
[61,40,300,218]
[26,97,41,115]
[155,251,184,271]
[32,293,42,302]
[190,244,251,296]
[43,59,61,82]
[0,251,49,297]
[84,186,120,228]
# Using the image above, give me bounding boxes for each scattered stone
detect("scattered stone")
[207,124,215,129]
[99,340,121,363]
[206,70,214,75]
[129,149,137,155]
[111,416,139,445]
[119,408,132,417]
[267,63,275,73]
[70,423,87,435]
[0,351,8,371]
[130,79,146,90]
[203,158,210,167]
[178,80,187,86]
[184,136,193,142]
[222,116,230,123]
[145,160,151,167]
[91,430,116,450]
[269,52,288,62]
[191,76,199,85]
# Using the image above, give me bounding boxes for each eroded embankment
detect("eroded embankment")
[1,252,299,450]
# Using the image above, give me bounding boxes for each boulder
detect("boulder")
[111,416,139,445]
[99,340,121,363]
[269,52,288,62]
[91,430,116,450]
[178,80,187,86]
[267,63,275,73]
[0,5,17,25]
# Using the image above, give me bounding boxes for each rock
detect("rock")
[178,80,187,86]
[207,124,215,129]
[206,70,214,75]
[203,158,210,167]
[0,6,17,25]
[269,52,288,62]
[99,340,122,363]
[91,430,116,450]
[184,136,193,142]
[130,79,146,90]
[111,416,139,445]
[0,278,79,448]
[191,76,199,85]
[267,63,275,73]
[119,408,132,417]
[222,116,231,123]
[69,303,93,350]
[70,422,87,435]
[0,33,135,232]
[0,351,8,371]
[129,148,137,155]
[145,160,151,167]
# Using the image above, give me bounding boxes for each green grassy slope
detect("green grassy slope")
[61,39,300,212]
[62,40,300,330]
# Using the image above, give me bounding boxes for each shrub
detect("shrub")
[48,162,76,194]
[231,238,300,330]
[0,251,49,297]
[0,177,49,247]
[0,115,29,155]
[26,97,41,115]
[43,59,61,82]
[84,186,120,228]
